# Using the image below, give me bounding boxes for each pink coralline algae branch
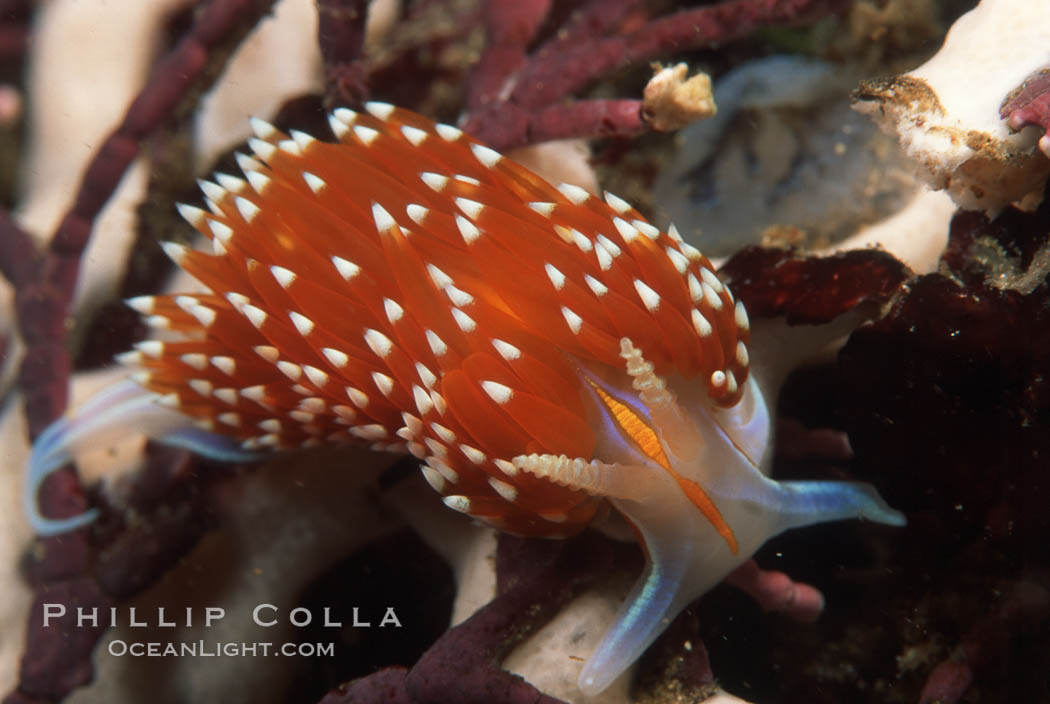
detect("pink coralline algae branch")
[461,0,851,150]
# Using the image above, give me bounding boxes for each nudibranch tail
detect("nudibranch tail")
[27,379,260,536]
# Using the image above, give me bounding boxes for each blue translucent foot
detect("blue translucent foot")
[577,477,905,696]
[27,379,261,536]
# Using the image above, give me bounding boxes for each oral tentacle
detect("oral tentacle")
[771,479,908,531]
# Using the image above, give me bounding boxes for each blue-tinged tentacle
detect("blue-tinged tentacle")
[772,479,907,532]
[26,379,261,536]
[577,538,693,696]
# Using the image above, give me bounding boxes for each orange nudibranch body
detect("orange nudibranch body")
[128,103,751,536]
[27,103,905,696]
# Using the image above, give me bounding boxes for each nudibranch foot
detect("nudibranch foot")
[26,379,261,536]
[578,475,906,696]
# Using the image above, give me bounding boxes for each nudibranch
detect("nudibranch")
[26,103,905,695]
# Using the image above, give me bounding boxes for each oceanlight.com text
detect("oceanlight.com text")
[107,640,335,658]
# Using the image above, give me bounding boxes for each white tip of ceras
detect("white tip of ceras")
[584,274,608,297]
[528,202,556,217]
[303,365,330,388]
[364,101,396,120]
[175,202,205,228]
[491,338,521,361]
[665,246,689,274]
[270,265,296,289]
[633,220,660,240]
[211,356,237,375]
[700,267,724,294]
[570,229,593,253]
[383,298,404,323]
[253,345,279,363]
[215,173,247,194]
[544,263,566,290]
[188,379,214,397]
[242,304,269,329]
[488,477,518,502]
[372,202,397,233]
[180,353,208,371]
[134,339,165,358]
[332,107,357,125]
[451,308,476,333]
[302,171,326,194]
[406,204,428,224]
[173,294,199,312]
[701,281,723,310]
[249,116,278,140]
[595,235,622,258]
[234,151,263,173]
[289,311,315,336]
[613,217,640,242]
[455,215,481,244]
[235,196,260,223]
[420,172,449,192]
[425,329,448,357]
[734,300,750,331]
[557,182,590,204]
[470,143,502,169]
[189,304,217,328]
[692,309,713,338]
[289,129,316,152]
[633,279,661,312]
[208,220,234,244]
[353,125,380,146]
[426,264,453,289]
[245,170,272,194]
[415,362,437,389]
[197,178,226,205]
[561,307,583,334]
[603,191,631,214]
[434,123,462,141]
[248,137,277,163]
[159,241,189,264]
[442,494,472,513]
[331,255,361,281]
[322,347,349,368]
[371,372,395,397]
[444,285,473,308]
[275,137,300,156]
[400,125,428,146]
[364,328,394,358]
[455,198,484,220]
[736,341,750,368]
[327,113,350,139]
[224,292,250,313]
[113,350,143,366]
[125,295,155,314]
[481,380,513,404]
